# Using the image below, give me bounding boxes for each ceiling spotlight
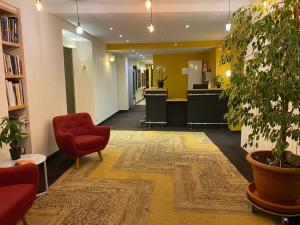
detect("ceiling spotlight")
[131,50,135,52]
[263,1,267,7]
[75,0,84,34]
[136,52,139,55]
[185,24,190,29]
[140,54,143,57]
[109,27,113,31]
[36,0,42,11]
[119,34,123,38]
[148,23,154,33]
[226,70,232,77]
[146,0,152,10]
[143,56,145,59]
[76,23,83,34]
[126,40,130,43]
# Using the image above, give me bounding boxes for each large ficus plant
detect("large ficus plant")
[222,0,300,166]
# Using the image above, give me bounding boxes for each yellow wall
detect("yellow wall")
[153,51,214,98]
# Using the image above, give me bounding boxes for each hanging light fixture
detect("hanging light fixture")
[146,0,152,10]
[36,0,42,11]
[75,0,83,34]
[225,0,231,31]
[147,0,154,33]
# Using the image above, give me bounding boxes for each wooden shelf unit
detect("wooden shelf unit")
[2,40,21,48]
[0,1,31,151]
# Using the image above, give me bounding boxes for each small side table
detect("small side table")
[0,153,48,196]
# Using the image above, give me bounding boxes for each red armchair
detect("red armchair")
[53,113,110,169]
[0,163,39,225]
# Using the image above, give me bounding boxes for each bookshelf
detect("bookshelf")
[0,1,31,154]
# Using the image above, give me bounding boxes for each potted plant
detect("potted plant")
[0,117,25,160]
[222,0,300,212]
[212,75,223,88]
[156,66,168,88]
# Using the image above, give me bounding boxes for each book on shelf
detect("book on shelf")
[3,54,22,75]
[5,80,24,107]
[10,114,29,133]
[1,16,18,43]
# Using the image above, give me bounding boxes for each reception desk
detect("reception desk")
[187,89,228,126]
[145,88,228,127]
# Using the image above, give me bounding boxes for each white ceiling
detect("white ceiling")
[43,0,250,43]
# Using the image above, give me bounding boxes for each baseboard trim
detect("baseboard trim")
[46,150,61,161]
[97,110,129,125]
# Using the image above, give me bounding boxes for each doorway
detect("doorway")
[63,47,76,114]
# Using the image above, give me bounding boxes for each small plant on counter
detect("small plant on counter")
[212,75,224,88]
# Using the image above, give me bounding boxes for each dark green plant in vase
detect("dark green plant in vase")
[0,117,26,160]
[156,66,168,88]
[221,0,300,167]
[212,75,224,88]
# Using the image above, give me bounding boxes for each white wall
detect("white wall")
[62,25,119,124]
[0,0,119,159]
[72,41,96,119]
[116,55,129,110]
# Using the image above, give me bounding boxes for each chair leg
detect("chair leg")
[22,216,30,225]
[75,157,80,169]
[98,151,103,161]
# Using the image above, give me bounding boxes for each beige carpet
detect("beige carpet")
[23,131,278,225]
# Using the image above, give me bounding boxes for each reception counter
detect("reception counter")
[144,88,228,127]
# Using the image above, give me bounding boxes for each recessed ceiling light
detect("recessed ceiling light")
[131,50,135,52]
[126,40,130,43]
[109,27,113,31]
[143,56,145,59]
[136,52,139,55]
[185,24,190,29]
[140,54,143,57]
[119,34,123,38]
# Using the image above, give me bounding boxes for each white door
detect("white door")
[188,60,202,89]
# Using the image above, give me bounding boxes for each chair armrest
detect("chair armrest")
[56,131,78,154]
[0,164,39,193]
[90,126,110,140]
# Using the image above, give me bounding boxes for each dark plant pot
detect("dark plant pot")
[157,80,164,88]
[216,84,221,88]
[9,147,22,160]
[246,151,300,211]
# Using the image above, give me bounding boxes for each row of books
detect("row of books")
[5,80,24,107]
[3,54,22,75]
[1,16,18,43]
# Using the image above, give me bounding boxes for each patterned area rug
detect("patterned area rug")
[23,131,277,225]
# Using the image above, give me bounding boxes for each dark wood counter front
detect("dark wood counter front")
[187,89,228,125]
[166,98,187,126]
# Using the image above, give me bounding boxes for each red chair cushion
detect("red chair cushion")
[0,184,35,225]
[74,135,105,150]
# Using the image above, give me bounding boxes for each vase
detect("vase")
[157,80,164,88]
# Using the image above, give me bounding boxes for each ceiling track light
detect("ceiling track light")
[36,0,42,11]
[147,0,154,33]
[75,0,83,34]
[225,0,231,32]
